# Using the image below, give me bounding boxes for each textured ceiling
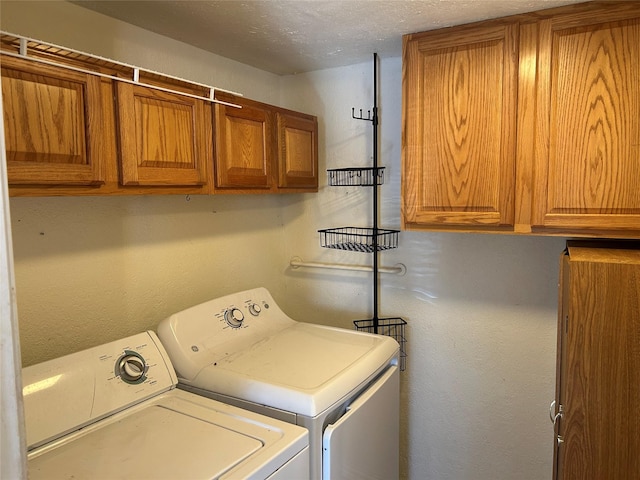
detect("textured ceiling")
[72,0,584,75]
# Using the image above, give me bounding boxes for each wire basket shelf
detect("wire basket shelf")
[354,317,407,371]
[327,167,385,187]
[318,227,399,253]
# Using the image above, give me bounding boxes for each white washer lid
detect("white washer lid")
[187,322,398,417]
[28,390,308,480]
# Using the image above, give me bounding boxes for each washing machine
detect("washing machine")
[157,287,400,480]
[22,331,309,480]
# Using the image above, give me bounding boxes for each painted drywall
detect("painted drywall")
[1,0,293,364]
[279,59,567,480]
[3,2,568,480]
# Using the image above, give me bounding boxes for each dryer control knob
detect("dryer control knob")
[224,308,244,328]
[248,303,262,316]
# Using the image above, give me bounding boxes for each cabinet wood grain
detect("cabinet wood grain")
[402,23,518,229]
[116,82,210,187]
[214,95,271,190]
[532,9,640,232]
[1,55,105,186]
[213,93,318,193]
[555,244,640,480]
[403,1,640,237]
[276,111,318,189]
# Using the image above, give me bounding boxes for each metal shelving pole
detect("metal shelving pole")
[371,52,380,333]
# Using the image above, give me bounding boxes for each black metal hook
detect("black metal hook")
[351,107,374,122]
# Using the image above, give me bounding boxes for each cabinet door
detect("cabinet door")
[555,245,640,480]
[116,82,210,187]
[276,111,318,190]
[532,6,640,233]
[1,56,105,186]
[214,97,271,190]
[402,23,518,230]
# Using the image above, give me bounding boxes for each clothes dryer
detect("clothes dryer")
[157,287,399,480]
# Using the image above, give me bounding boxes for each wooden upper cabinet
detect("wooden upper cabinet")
[1,56,105,186]
[402,23,518,230]
[531,5,640,234]
[276,111,318,189]
[115,82,210,187]
[403,2,640,237]
[213,93,318,193]
[214,95,271,190]
[1,35,317,196]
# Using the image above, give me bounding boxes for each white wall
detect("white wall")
[3,2,567,479]
[280,60,567,480]
[1,1,297,367]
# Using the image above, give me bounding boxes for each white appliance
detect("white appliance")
[22,331,309,480]
[157,287,400,480]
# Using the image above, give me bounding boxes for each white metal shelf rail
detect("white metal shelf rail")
[0,31,242,108]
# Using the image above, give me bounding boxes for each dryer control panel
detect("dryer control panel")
[157,287,296,381]
[22,331,177,450]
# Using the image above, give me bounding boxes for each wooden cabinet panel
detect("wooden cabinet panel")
[214,97,271,190]
[2,36,316,197]
[555,243,640,480]
[116,82,210,187]
[213,94,317,193]
[402,23,518,229]
[276,111,318,189]
[1,56,105,186]
[403,2,640,237]
[532,7,640,232]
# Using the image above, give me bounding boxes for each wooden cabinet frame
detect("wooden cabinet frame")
[116,82,211,187]
[403,1,640,238]
[213,92,318,193]
[2,37,317,197]
[1,55,105,186]
[403,23,518,230]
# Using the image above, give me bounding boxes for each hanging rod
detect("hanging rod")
[0,31,242,108]
[290,257,406,275]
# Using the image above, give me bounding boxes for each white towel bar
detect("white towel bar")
[289,257,406,275]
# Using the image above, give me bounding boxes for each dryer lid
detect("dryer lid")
[189,322,398,416]
[157,288,399,416]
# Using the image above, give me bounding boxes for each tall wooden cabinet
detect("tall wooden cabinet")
[402,1,640,237]
[552,242,640,480]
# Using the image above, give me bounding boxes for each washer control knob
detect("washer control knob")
[248,303,262,316]
[224,308,244,328]
[116,351,147,384]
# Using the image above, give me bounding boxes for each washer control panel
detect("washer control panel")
[22,331,176,449]
[115,350,148,384]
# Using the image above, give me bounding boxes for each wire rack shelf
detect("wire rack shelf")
[318,227,399,253]
[327,167,385,187]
